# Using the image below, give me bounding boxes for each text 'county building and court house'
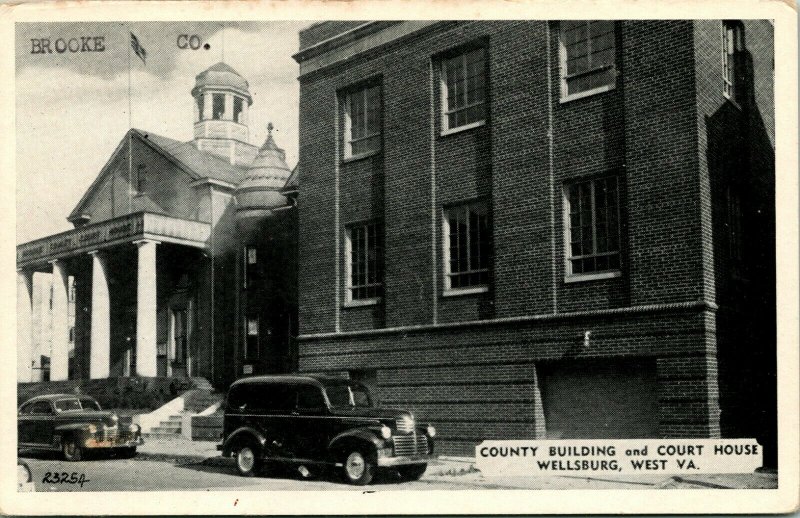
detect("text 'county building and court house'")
[18,21,775,460]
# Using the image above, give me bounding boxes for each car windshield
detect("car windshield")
[54,398,99,412]
[324,383,372,408]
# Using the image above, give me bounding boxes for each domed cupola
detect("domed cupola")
[192,62,255,166]
[236,123,291,218]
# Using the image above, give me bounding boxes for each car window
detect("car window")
[79,398,101,411]
[54,398,82,412]
[296,385,326,410]
[325,383,373,408]
[19,402,35,415]
[30,401,53,415]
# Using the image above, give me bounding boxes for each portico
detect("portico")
[17,212,210,381]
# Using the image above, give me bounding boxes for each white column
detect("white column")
[17,270,34,382]
[88,251,110,379]
[135,240,159,377]
[50,260,70,381]
[224,93,234,121]
[203,92,213,120]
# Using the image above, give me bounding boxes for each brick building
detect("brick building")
[292,21,775,457]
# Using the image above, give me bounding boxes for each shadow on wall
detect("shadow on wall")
[704,46,776,467]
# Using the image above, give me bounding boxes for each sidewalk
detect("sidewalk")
[137,437,778,490]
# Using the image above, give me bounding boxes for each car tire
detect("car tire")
[62,436,83,462]
[397,463,427,481]
[341,448,376,485]
[235,442,262,477]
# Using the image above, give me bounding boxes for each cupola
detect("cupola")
[192,62,255,166]
[236,123,291,218]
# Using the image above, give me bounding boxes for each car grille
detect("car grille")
[99,428,135,442]
[393,432,429,457]
[396,417,415,434]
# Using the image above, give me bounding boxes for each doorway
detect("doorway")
[169,306,190,377]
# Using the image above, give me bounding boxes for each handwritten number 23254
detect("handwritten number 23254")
[42,471,90,487]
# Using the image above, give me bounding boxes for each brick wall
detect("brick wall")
[295,20,772,455]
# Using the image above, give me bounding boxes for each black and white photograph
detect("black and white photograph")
[4,1,798,514]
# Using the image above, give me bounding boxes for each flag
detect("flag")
[130,32,147,64]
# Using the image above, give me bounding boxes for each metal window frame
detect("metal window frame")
[563,176,622,280]
[345,221,383,304]
[344,85,381,159]
[442,200,490,292]
[441,48,487,132]
[558,20,617,101]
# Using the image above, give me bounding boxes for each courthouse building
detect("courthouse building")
[292,21,775,455]
[17,62,298,388]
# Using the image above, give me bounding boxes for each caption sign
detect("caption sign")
[476,439,762,476]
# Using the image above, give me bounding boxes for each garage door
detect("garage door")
[539,359,659,439]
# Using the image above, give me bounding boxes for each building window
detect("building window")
[233,96,244,123]
[197,95,204,122]
[245,314,259,360]
[443,201,491,292]
[344,84,381,158]
[722,21,745,103]
[564,176,622,278]
[346,222,384,303]
[212,93,225,120]
[441,47,486,132]
[134,164,147,193]
[559,20,617,100]
[243,245,258,289]
[727,186,743,263]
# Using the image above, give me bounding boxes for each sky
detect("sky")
[15,21,308,243]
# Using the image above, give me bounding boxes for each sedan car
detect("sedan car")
[18,394,143,461]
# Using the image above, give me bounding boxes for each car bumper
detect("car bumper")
[84,436,144,449]
[377,454,436,467]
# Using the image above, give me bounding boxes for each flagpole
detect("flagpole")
[128,31,133,213]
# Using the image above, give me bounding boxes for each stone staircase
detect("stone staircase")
[150,414,183,435]
[141,386,223,438]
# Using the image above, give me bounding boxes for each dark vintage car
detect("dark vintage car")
[18,394,143,461]
[218,375,436,485]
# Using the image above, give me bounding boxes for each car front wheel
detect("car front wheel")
[62,436,83,462]
[341,448,375,485]
[235,444,262,477]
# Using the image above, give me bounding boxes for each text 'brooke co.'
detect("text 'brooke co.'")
[31,37,106,54]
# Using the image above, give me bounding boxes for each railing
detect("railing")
[17,212,211,268]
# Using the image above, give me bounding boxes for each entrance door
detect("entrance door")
[539,359,659,439]
[169,308,189,377]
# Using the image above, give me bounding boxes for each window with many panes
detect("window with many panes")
[344,84,381,158]
[443,201,491,291]
[559,20,617,100]
[722,21,745,103]
[441,47,486,132]
[346,222,384,302]
[564,176,621,278]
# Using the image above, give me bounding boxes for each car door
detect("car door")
[30,401,55,445]
[290,384,330,460]
[18,402,35,445]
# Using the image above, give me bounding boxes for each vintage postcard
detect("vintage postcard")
[1,0,798,515]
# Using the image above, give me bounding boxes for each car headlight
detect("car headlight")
[426,425,436,437]
[87,424,97,434]
[17,462,32,484]
[380,425,392,439]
